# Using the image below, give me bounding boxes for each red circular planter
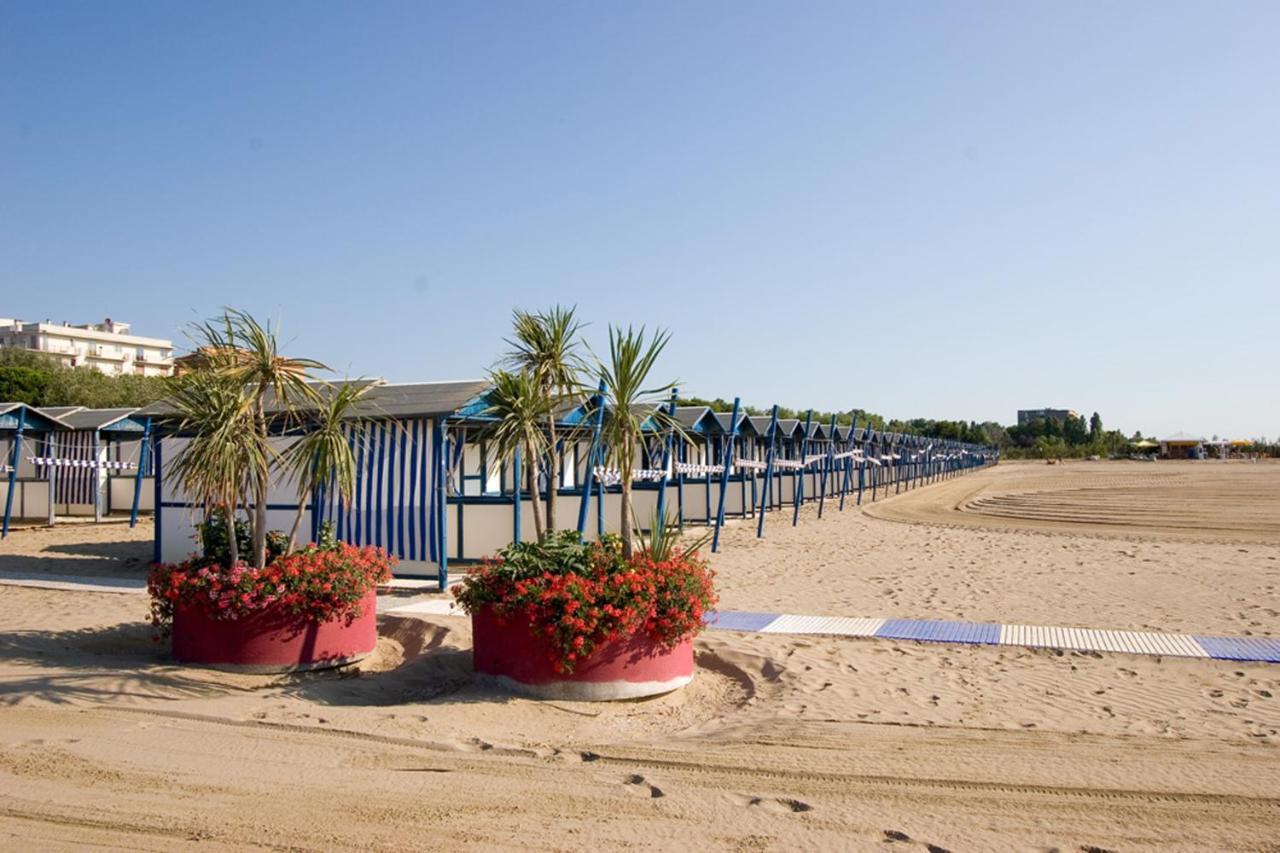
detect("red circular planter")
[471,606,694,700]
[171,589,378,672]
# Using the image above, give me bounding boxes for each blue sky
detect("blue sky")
[3,1,1277,439]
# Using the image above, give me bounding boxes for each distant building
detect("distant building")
[1016,408,1079,426]
[1159,432,1206,460]
[0,317,175,377]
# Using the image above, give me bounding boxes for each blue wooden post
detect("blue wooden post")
[655,388,677,528]
[576,382,606,538]
[2,408,26,539]
[437,424,449,591]
[711,397,740,553]
[675,439,686,531]
[903,436,911,491]
[755,405,778,538]
[870,430,879,502]
[817,413,837,518]
[860,431,868,501]
[839,417,855,511]
[791,410,813,527]
[595,437,605,539]
[129,417,151,528]
[703,436,712,524]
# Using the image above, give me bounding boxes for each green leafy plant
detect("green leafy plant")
[593,325,682,558]
[636,507,712,563]
[479,368,557,540]
[504,306,586,533]
[280,380,374,552]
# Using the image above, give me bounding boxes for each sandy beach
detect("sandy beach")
[2,461,1279,850]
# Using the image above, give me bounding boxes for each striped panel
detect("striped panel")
[36,432,98,506]
[707,611,781,632]
[1195,636,1280,663]
[314,418,433,563]
[999,624,1208,658]
[877,619,1000,645]
[758,614,886,637]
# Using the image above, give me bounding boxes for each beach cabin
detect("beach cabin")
[144,379,489,584]
[33,407,154,522]
[146,378,684,587]
[1159,432,1206,460]
[1,402,68,536]
[710,409,761,520]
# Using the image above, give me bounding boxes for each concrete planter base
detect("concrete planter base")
[471,606,694,701]
[172,589,378,673]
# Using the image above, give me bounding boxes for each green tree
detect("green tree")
[595,326,679,559]
[280,381,373,552]
[480,369,556,540]
[0,347,171,408]
[183,310,325,568]
[165,369,263,567]
[504,306,585,533]
[1063,414,1089,445]
[0,366,49,404]
[1089,412,1103,441]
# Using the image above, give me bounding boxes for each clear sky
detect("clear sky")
[3,1,1277,439]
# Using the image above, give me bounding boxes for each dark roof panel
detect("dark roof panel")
[365,380,491,418]
[137,378,491,421]
[0,402,69,432]
[711,411,758,436]
[56,408,144,431]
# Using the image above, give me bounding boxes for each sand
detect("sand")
[1,461,1278,850]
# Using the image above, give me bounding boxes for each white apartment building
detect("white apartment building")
[0,317,175,377]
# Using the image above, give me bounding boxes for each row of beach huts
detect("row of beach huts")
[3,381,998,587]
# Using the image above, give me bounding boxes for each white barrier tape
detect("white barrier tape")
[26,457,136,470]
[674,462,725,476]
[733,459,768,471]
[592,467,667,486]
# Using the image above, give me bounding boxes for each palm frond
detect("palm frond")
[478,369,556,465]
[280,380,373,506]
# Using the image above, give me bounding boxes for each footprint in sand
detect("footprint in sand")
[624,773,664,798]
[742,796,812,813]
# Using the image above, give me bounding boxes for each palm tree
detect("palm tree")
[595,325,679,559]
[164,369,265,567]
[191,310,325,568]
[480,369,556,541]
[280,381,373,552]
[504,306,585,533]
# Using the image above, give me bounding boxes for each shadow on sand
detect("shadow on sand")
[0,618,253,706]
[0,613,508,710]
[0,535,153,579]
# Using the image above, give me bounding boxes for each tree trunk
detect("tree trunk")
[224,498,239,568]
[252,391,269,568]
[546,415,558,534]
[286,499,306,555]
[527,442,545,541]
[620,476,633,559]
